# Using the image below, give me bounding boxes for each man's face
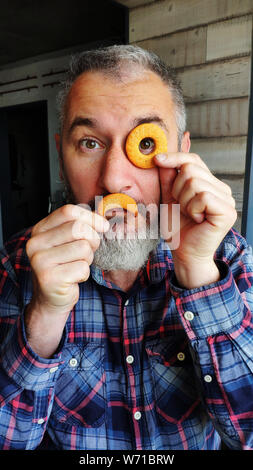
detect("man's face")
[58,69,181,206]
[56,69,188,271]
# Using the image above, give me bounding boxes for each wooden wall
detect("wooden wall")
[116,0,253,232]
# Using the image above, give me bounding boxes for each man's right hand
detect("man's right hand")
[24,204,109,358]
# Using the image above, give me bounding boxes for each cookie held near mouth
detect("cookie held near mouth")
[97,193,138,217]
[126,123,168,169]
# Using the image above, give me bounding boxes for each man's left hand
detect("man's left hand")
[154,152,237,289]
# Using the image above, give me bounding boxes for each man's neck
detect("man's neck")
[103,269,140,292]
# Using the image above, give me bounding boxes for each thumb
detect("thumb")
[154,154,178,204]
[158,167,178,205]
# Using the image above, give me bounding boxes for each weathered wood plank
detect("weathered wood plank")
[219,176,244,232]
[135,26,207,68]
[130,0,253,42]
[186,97,249,138]
[190,136,247,174]
[178,56,251,103]
[206,15,252,61]
[233,211,242,233]
[218,176,244,211]
[0,55,69,108]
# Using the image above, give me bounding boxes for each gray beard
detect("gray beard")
[93,232,160,272]
[60,158,161,272]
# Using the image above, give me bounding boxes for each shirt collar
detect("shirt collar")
[90,239,173,290]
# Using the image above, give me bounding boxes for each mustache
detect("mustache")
[86,194,155,216]
[60,160,158,222]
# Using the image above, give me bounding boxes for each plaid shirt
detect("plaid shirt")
[0,226,253,450]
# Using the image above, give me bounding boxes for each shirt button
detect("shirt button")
[126,355,134,364]
[134,411,142,421]
[204,374,213,383]
[49,366,58,373]
[69,358,78,367]
[124,299,129,306]
[184,311,194,321]
[177,352,185,361]
[37,418,45,425]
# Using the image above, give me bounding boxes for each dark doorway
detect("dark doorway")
[0,101,50,243]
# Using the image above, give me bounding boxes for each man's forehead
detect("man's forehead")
[65,69,175,128]
[68,68,172,100]
[61,69,178,138]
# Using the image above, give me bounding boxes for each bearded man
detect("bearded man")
[0,45,253,450]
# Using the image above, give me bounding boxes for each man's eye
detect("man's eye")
[79,138,101,150]
[139,137,155,154]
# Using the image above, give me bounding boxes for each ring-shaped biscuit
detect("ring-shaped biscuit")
[126,123,168,168]
[97,193,138,217]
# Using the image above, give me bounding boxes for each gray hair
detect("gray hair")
[56,44,186,144]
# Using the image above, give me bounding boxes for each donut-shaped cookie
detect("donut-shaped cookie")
[126,123,167,169]
[97,193,138,217]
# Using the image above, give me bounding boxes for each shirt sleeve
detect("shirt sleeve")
[170,229,253,450]
[0,234,66,449]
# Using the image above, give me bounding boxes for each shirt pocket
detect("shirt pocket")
[145,335,199,423]
[51,343,106,428]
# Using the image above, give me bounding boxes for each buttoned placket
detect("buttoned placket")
[122,297,143,449]
[26,386,55,450]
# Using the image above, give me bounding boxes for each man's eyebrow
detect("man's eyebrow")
[67,116,98,136]
[67,114,169,137]
[132,115,169,133]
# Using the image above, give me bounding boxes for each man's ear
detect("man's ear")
[55,133,61,153]
[180,131,191,153]
[55,133,64,180]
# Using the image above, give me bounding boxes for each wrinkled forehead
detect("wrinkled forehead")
[63,69,176,128]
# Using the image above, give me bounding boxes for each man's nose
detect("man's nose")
[99,143,134,194]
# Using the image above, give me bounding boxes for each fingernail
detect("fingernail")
[156,154,166,161]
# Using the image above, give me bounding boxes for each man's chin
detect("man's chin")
[92,236,160,272]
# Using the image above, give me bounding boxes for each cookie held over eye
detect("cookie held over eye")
[126,123,168,169]
[97,193,138,217]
